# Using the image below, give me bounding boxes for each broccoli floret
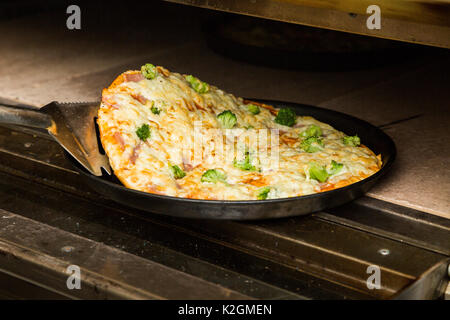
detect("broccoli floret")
[343,135,360,147]
[141,63,158,80]
[234,161,255,171]
[170,165,186,179]
[185,75,209,94]
[217,110,237,129]
[257,187,271,200]
[151,105,161,115]
[201,169,227,183]
[233,151,257,171]
[308,162,329,183]
[300,136,324,153]
[300,125,322,139]
[274,107,296,127]
[246,104,260,115]
[328,160,343,175]
[136,124,151,141]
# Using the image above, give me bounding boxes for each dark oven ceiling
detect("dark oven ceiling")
[165,0,450,48]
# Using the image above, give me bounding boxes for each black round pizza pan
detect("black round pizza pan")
[66,99,396,220]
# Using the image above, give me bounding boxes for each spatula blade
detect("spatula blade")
[41,101,111,176]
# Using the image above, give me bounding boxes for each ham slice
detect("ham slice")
[124,73,144,82]
[102,96,119,109]
[182,156,194,171]
[131,93,148,105]
[130,143,142,164]
[113,132,126,151]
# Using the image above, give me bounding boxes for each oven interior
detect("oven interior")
[0,0,448,299]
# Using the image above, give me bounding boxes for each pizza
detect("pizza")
[97,63,382,200]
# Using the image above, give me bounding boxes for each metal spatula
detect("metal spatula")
[0,101,110,176]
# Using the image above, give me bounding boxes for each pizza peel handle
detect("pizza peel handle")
[0,103,52,129]
[0,101,110,176]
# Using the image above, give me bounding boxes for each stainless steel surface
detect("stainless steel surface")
[0,209,253,300]
[0,272,68,299]
[0,102,110,176]
[166,0,450,48]
[321,197,450,256]
[42,102,111,176]
[393,259,450,299]
[0,124,448,299]
[0,104,52,129]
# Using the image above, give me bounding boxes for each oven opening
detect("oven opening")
[0,0,448,303]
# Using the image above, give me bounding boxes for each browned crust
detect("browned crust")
[98,71,153,194]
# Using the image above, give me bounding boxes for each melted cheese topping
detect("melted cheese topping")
[98,67,382,200]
